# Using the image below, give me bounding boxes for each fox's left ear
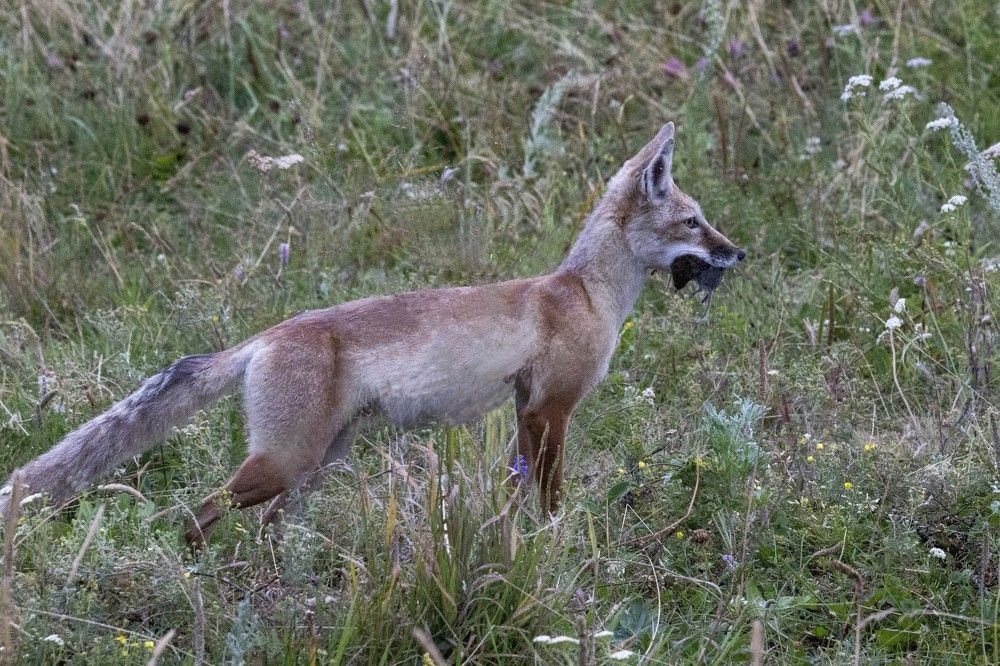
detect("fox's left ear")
[640,122,675,202]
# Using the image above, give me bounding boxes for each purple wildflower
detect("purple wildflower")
[728,38,743,57]
[786,39,800,57]
[722,553,737,570]
[233,265,245,282]
[859,9,876,27]
[695,57,709,73]
[663,57,688,79]
[278,242,290,270]
[511,454,529,479]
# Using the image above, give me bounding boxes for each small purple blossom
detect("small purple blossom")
[786,39,800,57]
[511,454,529,479]
[728,38,743,57]
[859,9,876,27]
[278,242,290,270]
[233,265,245,282]
[695,57,709,73]
[722,553,737,570]
[663,57,688,79]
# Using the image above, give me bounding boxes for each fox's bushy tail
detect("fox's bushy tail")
[0,341,263,513]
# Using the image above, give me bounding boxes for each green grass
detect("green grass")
[1,0,999,663]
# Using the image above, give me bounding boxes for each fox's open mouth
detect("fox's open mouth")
[670,254,726,292]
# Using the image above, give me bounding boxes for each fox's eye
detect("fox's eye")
[684,217,699,229]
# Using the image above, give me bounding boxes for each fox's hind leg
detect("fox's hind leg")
[185,342,344,548]
[259,418,360,531]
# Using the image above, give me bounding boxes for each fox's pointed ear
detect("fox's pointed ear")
[640,122,675,202]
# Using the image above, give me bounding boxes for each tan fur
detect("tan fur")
[0,122,744,544]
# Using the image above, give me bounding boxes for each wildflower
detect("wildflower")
[786,39,800,57]
[547,636,580,645]
[116,635,128,644]
[926,117,954,131]
[440,166,459,184]
[879,76,902,91]
[883,85,917,101]
[144,640,155,650]
[806,455,815,463]
[610,650,636,660]
[182,571,191,579]
[885,316,903,331]
[675,530,684,539]
[233,265,245,282]
[622,320,633,331]
[816,442,824,450]
[843,481,854,490]
[840,74,872,100]
[694,57,709,73]
[663,57,688,79]
[859,9,876,26]
[422,653,435,666]
[278,242,290,270]
[616,468,625,476]
[533,635,579,645]
[722,553,737,570]
[594,630,614,639]
[511,454,529,478]
[928,547,947,560]
[833,24,858,38]
[864,443,877,452]
[246,149,304,173]
[728,39,744,56]
[42,635,65,647]
[894,298,906,314]
[641,386,655,404]
[637,461,647,470]
[800,496,810,505]
[906,57,932,68]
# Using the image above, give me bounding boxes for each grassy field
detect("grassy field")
[1,0,1000,663]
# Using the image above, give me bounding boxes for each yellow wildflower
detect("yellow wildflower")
[144,640,155,650]
[115,635,127,645]
[675,531,684,539]
[637,460,646,469]
[816,442,825,450]
[623,321,633,331]
[806,455,815,463]
[843,481,854,490]
[864,443,876,452]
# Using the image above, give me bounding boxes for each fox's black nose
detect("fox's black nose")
[736,249,747,262]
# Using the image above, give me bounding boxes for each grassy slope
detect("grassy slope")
[1,0,999,663]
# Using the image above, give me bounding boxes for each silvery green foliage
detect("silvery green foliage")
[704,398,768,468]
[937,102,1000,216]
[226,597,262,666]
[696,0,727,83]
[522,71,583,179]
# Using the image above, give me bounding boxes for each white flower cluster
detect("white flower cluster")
[928,547,947,560]
[926,117,955,131]
[884,316,903,331]
[840,74,872,101]
[879,76,918,101]
[906,57,932,68]
[533,635,579,645]
[246,150,305,173]
[940,194,967,213]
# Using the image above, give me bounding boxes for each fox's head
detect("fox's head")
[613,122,745,288]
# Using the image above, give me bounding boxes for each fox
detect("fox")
[0,122,744,546]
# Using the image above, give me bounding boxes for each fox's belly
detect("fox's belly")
[377,373,515,426]
[354,335,532,427]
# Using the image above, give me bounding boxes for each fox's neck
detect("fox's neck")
[558,202,648,330]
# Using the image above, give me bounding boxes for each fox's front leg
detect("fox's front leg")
[516,405,571,514]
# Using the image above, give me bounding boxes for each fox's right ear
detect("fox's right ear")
[640,122,675,203]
